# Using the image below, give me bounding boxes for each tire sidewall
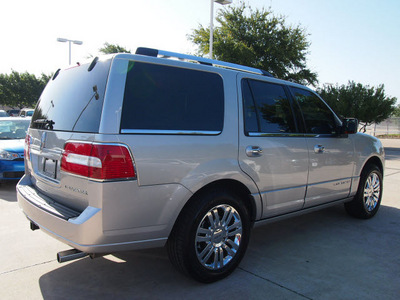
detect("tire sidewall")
[357,165,383,218]
[184,190,251,282]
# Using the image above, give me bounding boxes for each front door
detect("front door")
[290,87,355,207]
[238,76,309,218]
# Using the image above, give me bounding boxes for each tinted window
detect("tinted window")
[242,79,296,134]
[242,80,259,133]
[31,58,111,132]
[121,62,224,133]
[0,119,30,140]
[291,87,339,134]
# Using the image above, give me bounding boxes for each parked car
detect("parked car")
[0,110,8,117]
[0,117,30,181]
[17,48,384,283]
[7,109,20,117]
[19,108,34,117]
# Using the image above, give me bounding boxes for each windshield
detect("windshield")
[31,57,111,132]
[0,119,30,139]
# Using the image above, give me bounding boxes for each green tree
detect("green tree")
[393,104,400,117]
[99,42,131,54]
[0,71,50,109]
[317,81,397,132]
[189,1,317,86]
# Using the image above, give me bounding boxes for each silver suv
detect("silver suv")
[17,48,384,282]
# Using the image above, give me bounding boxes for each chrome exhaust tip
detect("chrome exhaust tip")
[57,249,88,263]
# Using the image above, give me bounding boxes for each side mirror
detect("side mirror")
[342,118,358,134]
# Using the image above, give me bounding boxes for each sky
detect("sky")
[1,0,399,102]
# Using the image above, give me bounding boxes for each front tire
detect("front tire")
[345,164,383,219]
[167,189,251,283]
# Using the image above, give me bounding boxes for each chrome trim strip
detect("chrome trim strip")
[255,184,308,196]
[120,129,221,135]
[307,177,353,187]
[247,132,339,138]
[248,132,306,137]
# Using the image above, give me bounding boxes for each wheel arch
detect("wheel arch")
[166,178,255,282]
[172,179,258,233]
[362,155,384,176]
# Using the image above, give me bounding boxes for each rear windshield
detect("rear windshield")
[31,58,111,132]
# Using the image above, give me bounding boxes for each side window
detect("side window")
[121,62,224,134]
[242,79,296,134]
[291,87,339,135]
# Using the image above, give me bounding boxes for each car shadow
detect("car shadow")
[38,204,400,299]
[39,247,243,299]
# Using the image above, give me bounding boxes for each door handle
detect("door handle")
[314,145,325,154]
[246,146,263,157]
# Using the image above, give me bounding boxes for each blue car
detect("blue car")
[0,117,30,181]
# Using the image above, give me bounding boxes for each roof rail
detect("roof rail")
[135,47,273,77]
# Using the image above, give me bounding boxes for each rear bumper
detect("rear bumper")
[17,175,191,253]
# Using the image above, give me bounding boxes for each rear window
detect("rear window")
[120,61,224,134]
[31,58,111,132]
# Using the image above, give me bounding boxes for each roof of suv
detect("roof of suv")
[108,47,312,93]
[131,47,274,77]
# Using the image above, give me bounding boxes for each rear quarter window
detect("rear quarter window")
[120,62,224,134]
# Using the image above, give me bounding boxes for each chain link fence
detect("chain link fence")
[364,117,400,137]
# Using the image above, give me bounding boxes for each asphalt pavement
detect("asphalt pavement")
[1,139,399,299]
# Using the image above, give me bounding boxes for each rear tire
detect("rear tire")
[167,188,251,283]
[345,164,382,219]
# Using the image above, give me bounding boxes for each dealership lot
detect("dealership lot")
[1,139,399,299]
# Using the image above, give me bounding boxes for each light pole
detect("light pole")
[209,0,232,59]
[57,38,83,65]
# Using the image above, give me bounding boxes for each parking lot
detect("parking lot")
[1,139,399,300]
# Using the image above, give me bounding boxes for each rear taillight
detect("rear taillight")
[61,142,136,180]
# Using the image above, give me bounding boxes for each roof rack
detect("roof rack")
[135,47,273,77]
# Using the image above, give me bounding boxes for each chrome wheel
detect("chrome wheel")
[195,204,242,270]
[363,172,381,212]
[345,164,383,219]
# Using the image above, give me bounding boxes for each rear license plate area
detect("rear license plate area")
[43,158,58,179]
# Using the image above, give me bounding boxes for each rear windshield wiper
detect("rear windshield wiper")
[33,119,55,130]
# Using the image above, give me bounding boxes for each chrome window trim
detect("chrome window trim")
[247,132,305,138]
[247,132,340,138]
[120,129,221,135]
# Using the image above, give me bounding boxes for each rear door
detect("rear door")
[238,76,309,218]
[290,87,355,207]
[26,58,112,211]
